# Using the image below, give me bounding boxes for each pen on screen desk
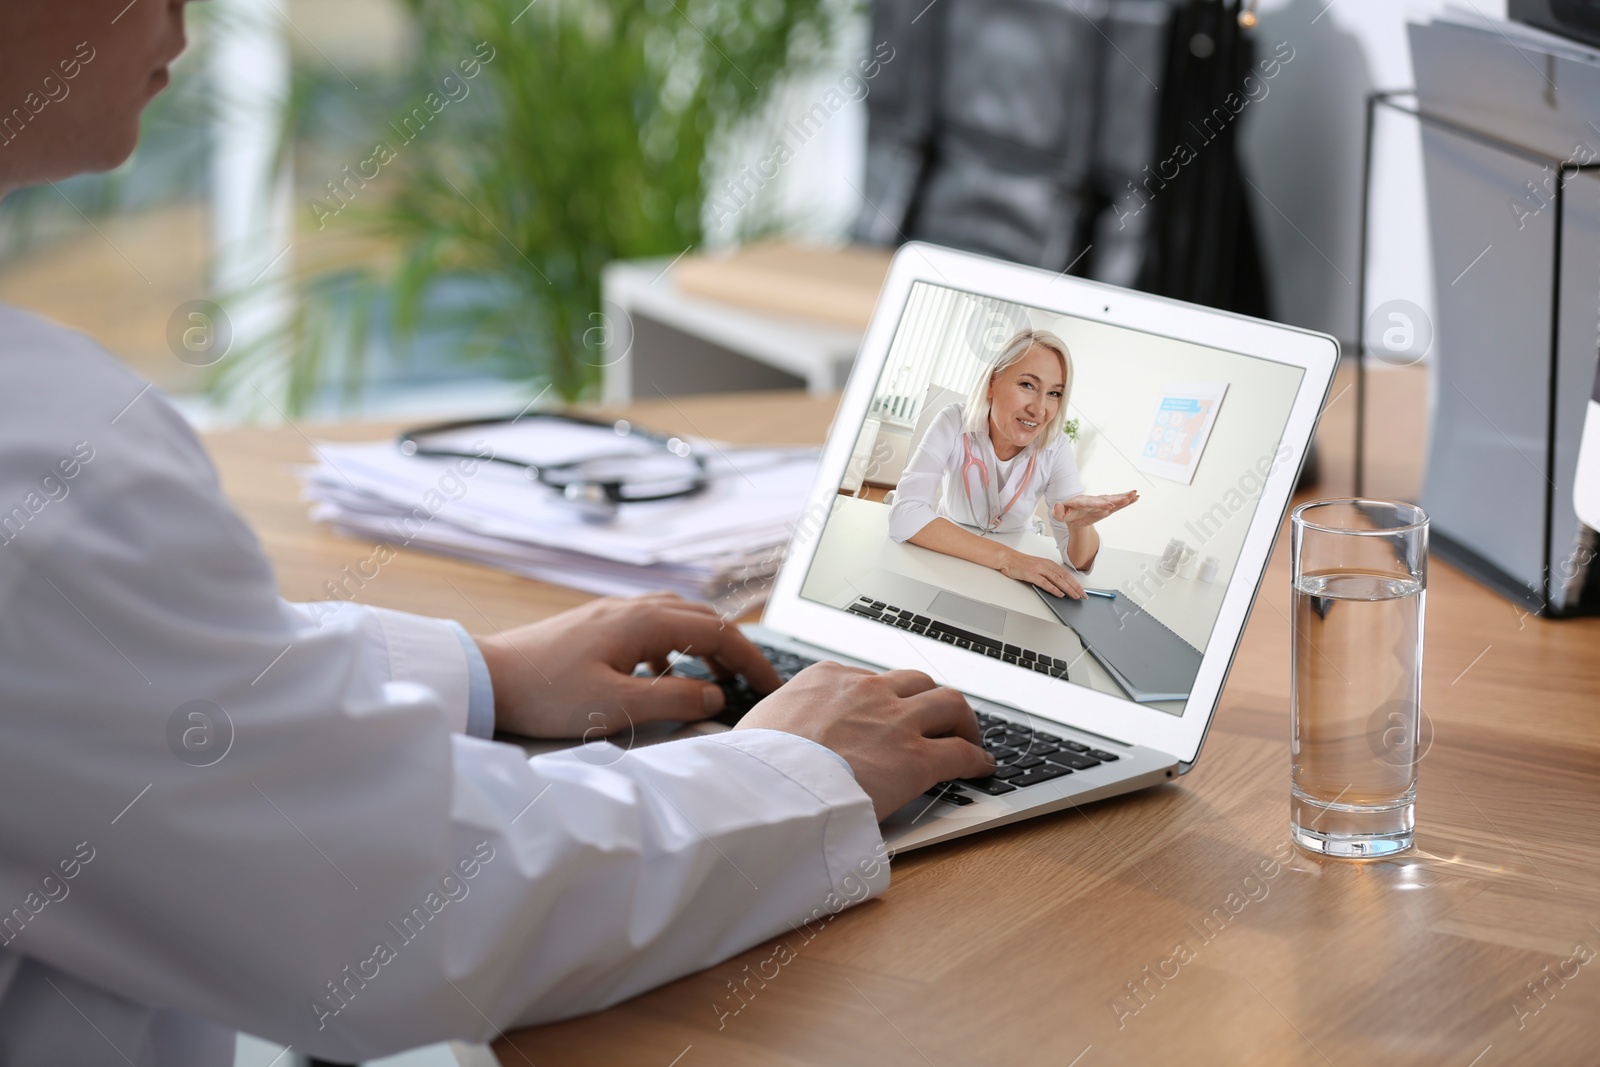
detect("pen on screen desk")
[1083,588,1117,599]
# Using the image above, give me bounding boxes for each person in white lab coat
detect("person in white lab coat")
[0,3,994,1064]
[889,329,1139,600]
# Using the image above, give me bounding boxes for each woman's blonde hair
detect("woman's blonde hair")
[962,328,1074,449]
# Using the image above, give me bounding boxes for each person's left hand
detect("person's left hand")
[474,592,782,739]
[1052,490,1139,530]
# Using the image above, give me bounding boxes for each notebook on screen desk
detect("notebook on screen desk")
[1031,585,1203,703]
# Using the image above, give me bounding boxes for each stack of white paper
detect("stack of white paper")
[298,420,820,615]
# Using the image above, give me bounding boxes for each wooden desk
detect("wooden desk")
[204,391,1600,1067]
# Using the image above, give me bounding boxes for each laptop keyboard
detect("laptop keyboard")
[929,710,1121,805]
[661,642,814,727]
[845,596,1073,678]
[658,642,1121,800]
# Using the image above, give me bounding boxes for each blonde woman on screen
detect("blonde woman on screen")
[889,329,1139,599]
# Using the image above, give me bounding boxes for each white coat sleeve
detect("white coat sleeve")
[0,320,887,1064]
[1042,440,1094,569]
[888,402,961,542]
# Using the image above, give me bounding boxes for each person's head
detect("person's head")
[0,0,198,199]
[963,328,1074,458]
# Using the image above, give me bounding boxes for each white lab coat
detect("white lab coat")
[889,402,1087,563]
[0,304,886,1065]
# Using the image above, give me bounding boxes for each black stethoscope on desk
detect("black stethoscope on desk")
[397,412,712,523]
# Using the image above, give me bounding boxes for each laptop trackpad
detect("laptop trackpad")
[929,591,1006,636]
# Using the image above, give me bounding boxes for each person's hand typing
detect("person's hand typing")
[736,663,994,820]
[475,592,781,738]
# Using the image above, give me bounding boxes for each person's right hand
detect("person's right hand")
[997,547,1086,599]
[735,662,994,820]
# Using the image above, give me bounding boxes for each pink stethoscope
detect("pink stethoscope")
[959,433,1037,534]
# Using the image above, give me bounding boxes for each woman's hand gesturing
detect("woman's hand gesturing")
[1052,490,1139,530]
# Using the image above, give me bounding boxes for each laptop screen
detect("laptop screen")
[797,280,1305,718]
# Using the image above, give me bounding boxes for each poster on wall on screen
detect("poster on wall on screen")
[1134,381,1229,485]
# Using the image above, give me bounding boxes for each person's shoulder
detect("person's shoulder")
[0,304,152,423]
[0,302,208,484]
[915,401,966,455]
[931,400,965,433]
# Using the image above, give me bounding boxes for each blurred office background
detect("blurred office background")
[0,0,1492,434]
[0,0,870,421]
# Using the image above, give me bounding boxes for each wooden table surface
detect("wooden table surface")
[203,390,1600,1067]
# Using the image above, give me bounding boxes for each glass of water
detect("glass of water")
[1290,499,1428,858]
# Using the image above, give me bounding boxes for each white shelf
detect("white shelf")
[600,258,865,404]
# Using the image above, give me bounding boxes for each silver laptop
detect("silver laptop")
[678,243,1335,852]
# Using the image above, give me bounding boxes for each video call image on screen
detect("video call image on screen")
[799,282,1305,717]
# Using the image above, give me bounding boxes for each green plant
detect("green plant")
[224,0,840,413]
[1063,417,1079,443]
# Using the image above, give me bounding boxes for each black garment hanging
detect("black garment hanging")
[1143,0,1270,318]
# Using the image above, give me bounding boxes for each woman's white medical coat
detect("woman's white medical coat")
[888,401,1086,561]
